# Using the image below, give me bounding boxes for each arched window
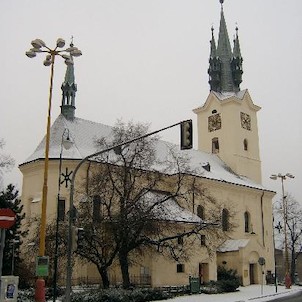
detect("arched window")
[243,139,248,151]
[212,137,219,154]
[197,205,205,220]
[222,208,229,231]
[244,211,251,233]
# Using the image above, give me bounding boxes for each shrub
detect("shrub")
[65,287,172,302]
[216,266,240,292]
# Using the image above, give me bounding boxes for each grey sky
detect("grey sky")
[0,0,301,203]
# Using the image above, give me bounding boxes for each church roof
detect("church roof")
[21,114,272,193]
[212,89,246,101]
[217,239,249,252]
[142,191,203,223]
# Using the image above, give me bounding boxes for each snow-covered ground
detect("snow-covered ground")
[48,285,302,302]
[155,285,302,302]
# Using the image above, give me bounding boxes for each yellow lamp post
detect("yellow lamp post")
[26,38,81,302]
[270,173,295,288]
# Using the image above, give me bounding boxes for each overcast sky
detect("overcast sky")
[0,0,301,204]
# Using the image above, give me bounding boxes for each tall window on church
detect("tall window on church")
[197,205,205,219]
[243,139,248,151]
[222,208,229,231]
[93,195,101,222]
[244,211,251,233]
[58,198,65,222]
[212,137,219,154]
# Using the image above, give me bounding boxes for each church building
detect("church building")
[19,1,275,287]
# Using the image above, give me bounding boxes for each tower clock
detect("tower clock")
[208,113,221,132]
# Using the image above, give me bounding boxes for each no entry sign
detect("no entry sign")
[0,209,16,229]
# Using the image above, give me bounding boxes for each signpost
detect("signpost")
[0,209,17,302]
[258,257,266,296]
[0,209,16,278]
[0,209,16,229]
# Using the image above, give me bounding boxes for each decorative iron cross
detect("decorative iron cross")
[275,221,283,233]
[60,167,73,188]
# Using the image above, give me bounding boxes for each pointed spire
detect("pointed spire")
[207,1,243,93]
[231,26,243,90]
[61,41,77,120]
[210,26,217,59]
[216,4,235,92]
[208,26,221,91]
[233,26,242,59]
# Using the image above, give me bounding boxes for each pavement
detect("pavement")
[154,285,302,302]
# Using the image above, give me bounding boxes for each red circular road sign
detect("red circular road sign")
[0,209,16,229]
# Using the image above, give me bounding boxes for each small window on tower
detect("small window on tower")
[244,139,248,151]
[212,137,219,154]
[212,109,217,114]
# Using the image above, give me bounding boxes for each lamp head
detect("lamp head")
[62,135,73,150]
[43,59,52,66]
[56,38,66,48]
[31,39,46,49]
[25,51,36,58]
[270,174,278,180]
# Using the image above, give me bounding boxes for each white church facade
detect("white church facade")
[19,1,275,287]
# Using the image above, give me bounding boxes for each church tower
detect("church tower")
[61,43,77,120]
[193,0,262,184]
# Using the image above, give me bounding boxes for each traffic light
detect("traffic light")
[72,227,85,252]
[180,120,193,150]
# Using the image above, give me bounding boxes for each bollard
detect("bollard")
[34,278,46,302]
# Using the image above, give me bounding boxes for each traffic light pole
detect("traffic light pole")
[65,119,192,301]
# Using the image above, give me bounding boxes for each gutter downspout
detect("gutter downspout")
[261,190,265,246]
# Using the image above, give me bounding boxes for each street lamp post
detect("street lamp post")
[270,173,295,288]
[53,129,73,302]
[26,38,82,302]
[10,239,19,275]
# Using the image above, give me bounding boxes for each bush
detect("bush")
[65,288,172,302]
[216,266,240,292]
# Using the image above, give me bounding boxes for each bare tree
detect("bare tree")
[0,139,15,187]
[76,199,118,288]
[274,194,302,283]
[75,120,233,288]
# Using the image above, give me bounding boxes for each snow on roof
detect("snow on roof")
[217,239,249,252]
[212,89,247,101]
[142,191,203,223]
[21,114,271,192]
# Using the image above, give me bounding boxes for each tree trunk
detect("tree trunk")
[119,251,130,289]
[290,249,296,284]
[98,266,110,289]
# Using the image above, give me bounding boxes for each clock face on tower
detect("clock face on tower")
[208,113,221,132]
[241,112,251,130]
